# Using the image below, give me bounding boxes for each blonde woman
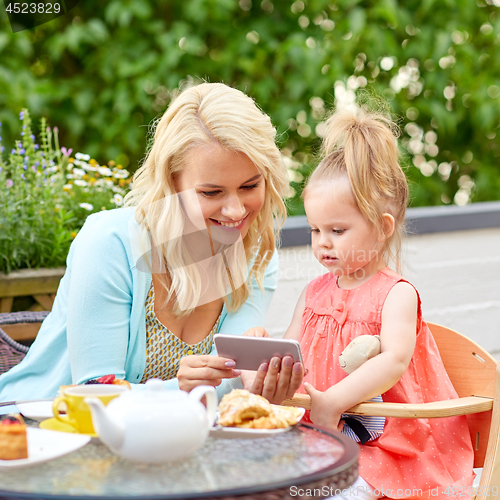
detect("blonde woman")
[0,83,304,403]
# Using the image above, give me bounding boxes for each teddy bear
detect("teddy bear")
[339,334,381,374]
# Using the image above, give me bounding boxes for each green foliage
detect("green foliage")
[0,110,131,273]
[1,0,500,217]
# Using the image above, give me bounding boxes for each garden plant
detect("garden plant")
[0,110,131,274]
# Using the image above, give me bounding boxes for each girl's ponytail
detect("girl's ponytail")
[305,107,409,272]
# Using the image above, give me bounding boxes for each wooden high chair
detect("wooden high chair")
[282,323,500,499]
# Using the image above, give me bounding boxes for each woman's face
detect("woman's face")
[174,144,266,240]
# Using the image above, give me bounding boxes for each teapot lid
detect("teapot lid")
[139,379,188,398]
[114,379,188,408]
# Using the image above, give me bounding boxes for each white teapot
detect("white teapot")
[85,379,217,463]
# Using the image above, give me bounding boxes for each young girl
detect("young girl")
[282,107,474,497]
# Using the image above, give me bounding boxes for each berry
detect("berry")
[97,374,115,384]
[84,379,100,385]
[1,417,21,425]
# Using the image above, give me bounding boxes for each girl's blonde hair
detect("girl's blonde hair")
[303,107,408,272]
[124,82,288,315]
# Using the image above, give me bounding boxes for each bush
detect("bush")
[1,0,500,216]
[0,109,131,273]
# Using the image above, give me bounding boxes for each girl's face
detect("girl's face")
[304,181,387,284]
[174,144,266,240]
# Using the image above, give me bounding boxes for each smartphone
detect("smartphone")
[214,334,304,371]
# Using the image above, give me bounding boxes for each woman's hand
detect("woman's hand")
[177,355,241,392]
[247,356,304,404]
[239,326,304,404]
[304,382,343,430]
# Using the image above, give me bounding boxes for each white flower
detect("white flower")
[113,194,124,206]
[75,153,91,161]
[74,179,88,187]
[105,180,114,188]
[112,169,129,179]
[72,167,86,177]
[98,167,113,177]
[79,202,93,211]
[47,166,58,173]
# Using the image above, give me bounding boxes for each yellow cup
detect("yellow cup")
[53,384,128,434]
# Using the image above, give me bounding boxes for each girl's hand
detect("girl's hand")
[304,382,343,430]
[243,326,269,338]
[177,355,241,392]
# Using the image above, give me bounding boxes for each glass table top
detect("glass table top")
[0,423,358,499]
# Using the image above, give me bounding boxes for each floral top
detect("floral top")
[141,283,222,383]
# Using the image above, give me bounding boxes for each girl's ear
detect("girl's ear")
[379,213,395,242]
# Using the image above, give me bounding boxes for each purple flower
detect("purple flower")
[20,132,24,136]
[21,173,25,180]
[24,156,29,163]
[6,179,13,188]
[19,111,24,120]
[23,165,27,170]
[32,165,37,172]
[34,144,39,150]
[0,167,2,172]
[30,134,35,141]
[40,151,44,156]
[20,148,25,154]
[61,147,73,157]
[11,149,15,154]
[54,126,58,132]
[1,147,4,153]
[35,161,39,166]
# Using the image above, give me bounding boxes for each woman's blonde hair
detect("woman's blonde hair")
[125,82,288,315]
[303,106,408,272]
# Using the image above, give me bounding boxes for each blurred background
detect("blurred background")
[1,0,500,215]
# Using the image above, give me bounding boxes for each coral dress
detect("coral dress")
[298,268,474,498]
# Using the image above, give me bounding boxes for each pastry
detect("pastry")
[0,415,28,460]
[218,389,303,429]
[238,404,304,429]
[218,389,272,426]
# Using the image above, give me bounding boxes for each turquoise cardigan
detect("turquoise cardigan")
[0,208,278,402]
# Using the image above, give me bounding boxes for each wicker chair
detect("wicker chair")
[0,311,49,375]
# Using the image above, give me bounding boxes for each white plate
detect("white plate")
[209,425,294,439]
[0,428,90,468]
[17,401,54,422]
[210,407,305,439]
